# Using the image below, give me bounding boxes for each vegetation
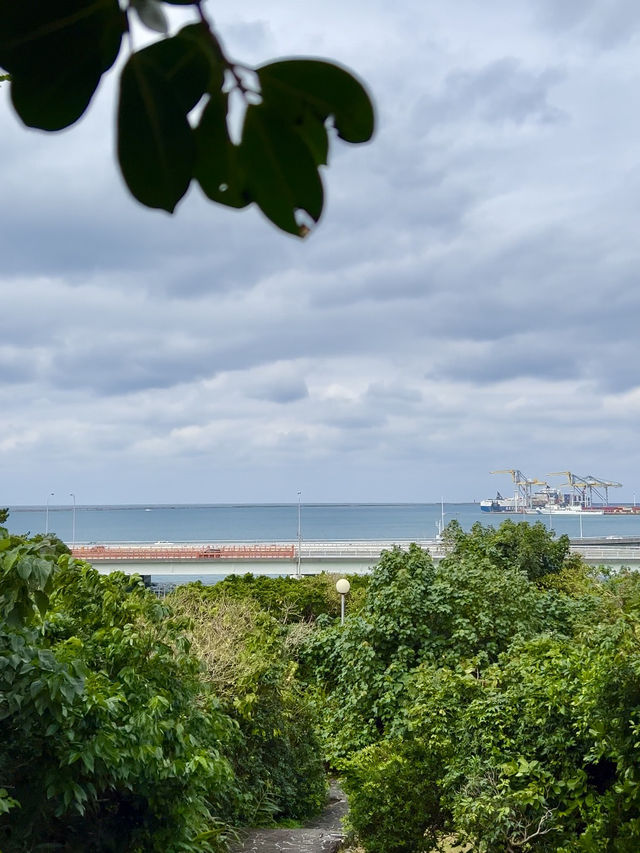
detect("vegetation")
[0,1,374,235]
[0,521,327,851]
[3,515,640,851]
[299,521,640,852]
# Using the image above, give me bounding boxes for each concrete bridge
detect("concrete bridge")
[70,539,640,576]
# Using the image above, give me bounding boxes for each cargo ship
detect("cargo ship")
[480,493,522,513]
[481,469,636,514]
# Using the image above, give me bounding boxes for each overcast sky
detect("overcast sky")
[2,0,640,505]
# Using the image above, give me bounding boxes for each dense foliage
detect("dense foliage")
[0,1,374,235]
[299,521,640,852]
[0,525,327,852]
[184,571,369,623]
[5,516,640,852]
[167,585,328,825]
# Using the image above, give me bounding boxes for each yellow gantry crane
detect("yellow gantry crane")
[490,469,546,510]
[547,472,622,507]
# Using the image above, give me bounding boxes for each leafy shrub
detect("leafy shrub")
[168,585,327,824]
[326,526,640,852]
[443,518,576,581]
[342,739,443,853]
[301,540,561,763]
[187,571,369,623]
[0,545,237,852]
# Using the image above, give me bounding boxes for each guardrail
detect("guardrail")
[72,544,296,561]
[70,541,640,568]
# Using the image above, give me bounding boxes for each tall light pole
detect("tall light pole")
[296,490,302,578]
[45,492,54,534]
[70,493,76,549]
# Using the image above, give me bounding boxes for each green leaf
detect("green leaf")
[117,50,196,213]
[258,59,375,144]
[240,103,324,236]
[133,25,217,115]
[0,0,125,131]
[176,22,226,89]
[195,90,249,209]
[34,590,50,617]
[292,109,329,167]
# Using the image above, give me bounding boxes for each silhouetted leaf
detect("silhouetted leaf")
[0,0,125,130]
[195,90,249,208]
[258,59,375,144]
[240,103,323,236]
[133,26,214,115]
[118,51,195,213]
[294,109,329,166]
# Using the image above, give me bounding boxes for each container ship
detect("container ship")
[481,469,638,515]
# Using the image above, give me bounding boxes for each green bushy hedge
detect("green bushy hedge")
[0,528,328,852]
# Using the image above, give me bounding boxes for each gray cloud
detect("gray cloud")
[417,58,565,131]
[534,0,640,48]
[2,1,640,503]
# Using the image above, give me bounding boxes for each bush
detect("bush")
[186,571,369,623]
[168,585,327,825]
[0,544,237,852]
[325,527,640,852]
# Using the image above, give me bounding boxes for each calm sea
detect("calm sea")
[7,502,640,544]
[6,503,640,584]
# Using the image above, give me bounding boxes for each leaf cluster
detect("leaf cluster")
[1,544,236,852]
[0,1,374,235]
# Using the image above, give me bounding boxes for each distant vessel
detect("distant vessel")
[525,505,604,516]
[482,469,631,515]
[480,493,522,513]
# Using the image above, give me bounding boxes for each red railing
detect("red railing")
[71,544,296,561]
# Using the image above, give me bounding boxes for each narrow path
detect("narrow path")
[230,781,348,853]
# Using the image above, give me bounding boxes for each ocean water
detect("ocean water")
[6,502,640,545]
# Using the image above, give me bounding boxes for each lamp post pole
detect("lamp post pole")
[336,578,351,625]
[45,492,54,535]
[296,491,302,578]
[70,493,76,549]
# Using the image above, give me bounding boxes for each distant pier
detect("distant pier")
[70,538,640,576]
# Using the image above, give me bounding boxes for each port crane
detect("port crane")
[490,469,547,511]
[547,472,622,507]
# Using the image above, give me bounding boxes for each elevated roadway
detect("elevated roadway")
[70,538,640,576]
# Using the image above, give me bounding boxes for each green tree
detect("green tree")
[443,518,575,581]
[323,525,640,852]
[0,1,374,236]
[0,546,237,852]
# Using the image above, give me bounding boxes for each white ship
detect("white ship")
[524,504,604,516]
[482,469,622,515]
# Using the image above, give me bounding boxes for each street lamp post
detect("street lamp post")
[70,493,76,549]
[336,578,351,625]
[296,491,302,578]
[45,492,54,535]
